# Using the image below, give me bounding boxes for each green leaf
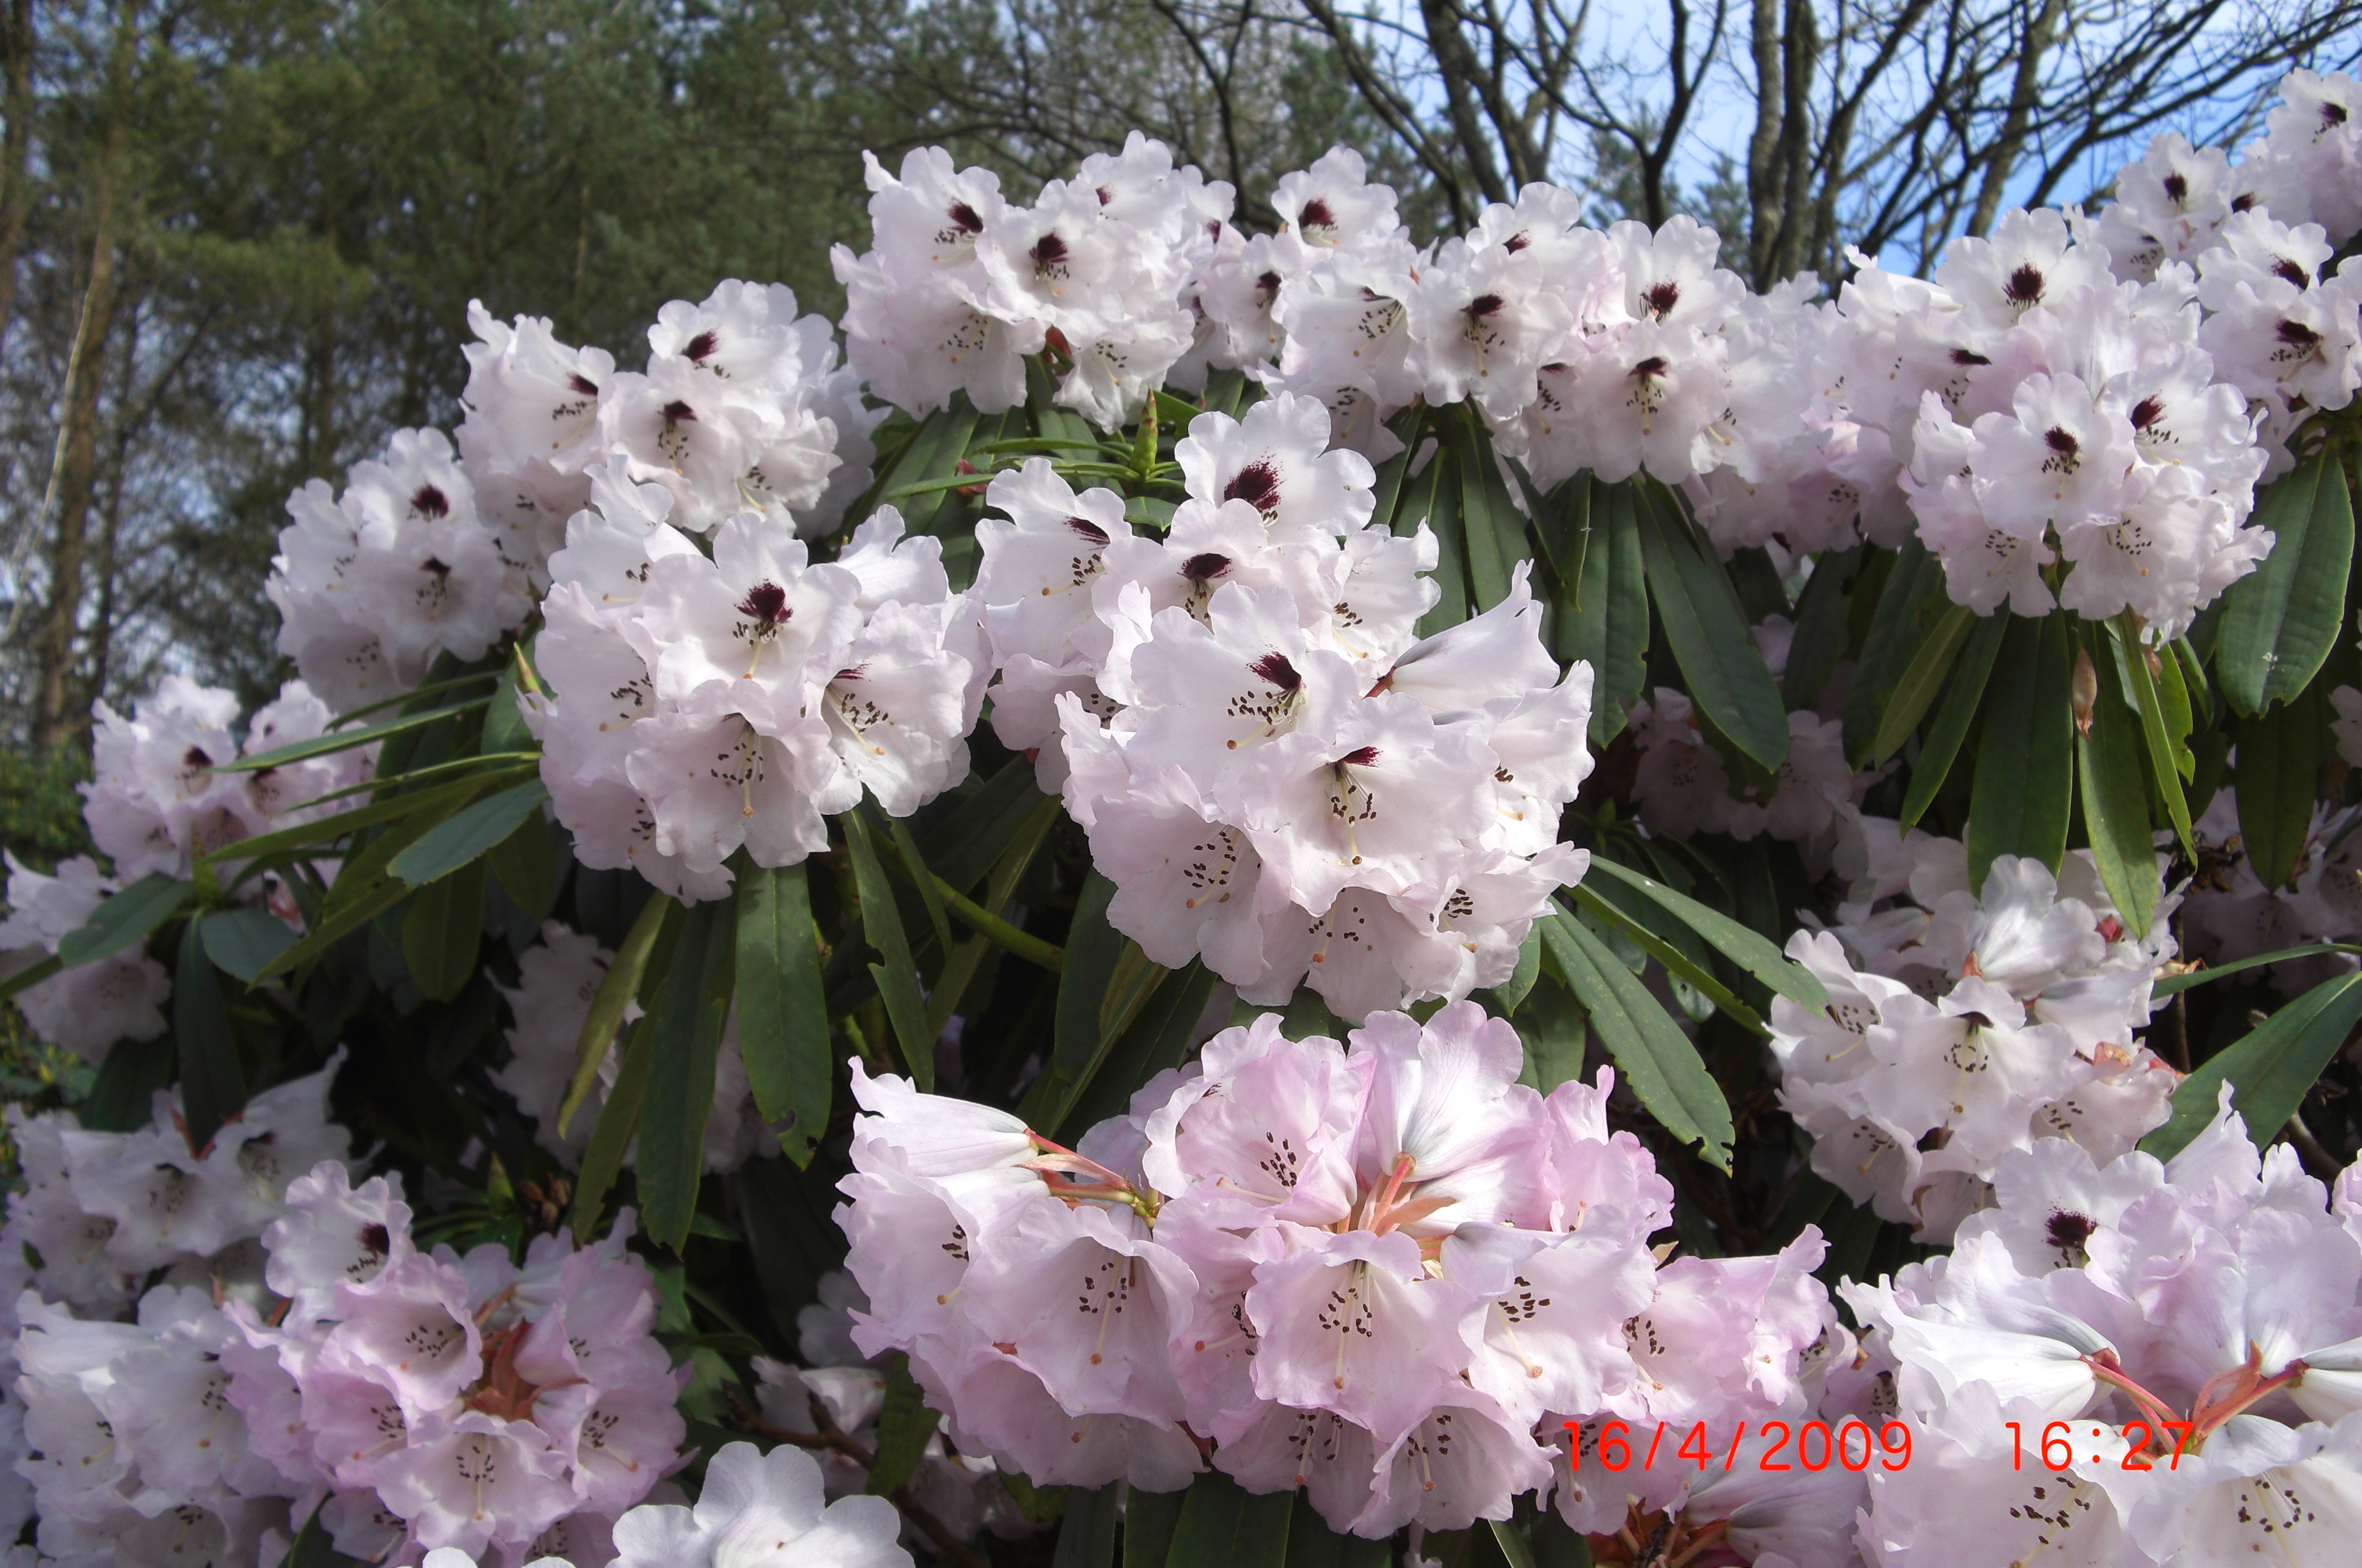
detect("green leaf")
[1629,478,1788,770]
[1900,609,2008,829]
[1492,926,1544,1014]
[1843,538,1937,766]
[1283,1494,1397,1568]
[485,814,557,920]
[175,919,247,1155]
[1871,602,1976,763]
[1540,903,1734,1168]
[1492,1519,1541,1568]
[1450,401,1524,613]
[1061,961,1215,1139]
[1512,973,1590,1093]
[2077,638,2163,942]
[560,891,675,1135]
[1580,857,1828,1009]
[81,1034,176,1132]
[2237,684,2323,890]
[1570,883,1767,1035]
[218,698,491,773]
[882,811,952,954]
[2154,943,2362,995]
[480,666,534,756]
[389,779,550,886]
[1052,1482,1121,1568]
[0,952,61,1004]
[1783,545,1861,710]
[638,897,738,1250]
[1968,612,2074,886]
[1411,437,1470,633]
[2112,616,2194,855]
[2139,971,2362,1160]
[1365,405,1430,535]
[570,1010,657,1239]
[207,766,528,877]
[57,873,193,968]
[895,398,985,533]
[400,860,486,1004]
[1022,873,1169,1133]
[842,811,933,1089]
[733,861,833,1165]
[256,776,506,980]
[1125,1486,1187,1568]
[201,907,298,984]
[864,1353,942,1496]
[1165,1469,1293,1568]
[2216,452,2355,716]
[1558,476,1649,747]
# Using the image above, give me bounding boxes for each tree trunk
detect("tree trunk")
[0,0,34,351]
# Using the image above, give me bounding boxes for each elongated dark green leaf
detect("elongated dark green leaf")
[389,779,550,887]
[201,907,298,984]
[1493,926,1544,1014]
[1783,545,1860,710]
[1053,1482,1121,1568]
[560,891,676,1135]
[220,698,490,773]
[1492,1518,1541,1568]
[1571,884,1767,1035]
[1871,602,1975,762]
[2216,452,2356,716]
[401,860,485,1004]
[0,952,61,1004]
[485,815,557,920]
[1843,538,1936,765]
[2112,616,2194,854]
[1630,479,1788,770]
[1581,856,1828,1008]
[2077,645,2162,941]
[864,1353,942,1496]
[842,811,932,1089]
[1451,402,1522,613]
[1513,971,1590,1093]
[570,1011,656,1237]
[1968,612,2074,886]
[210,765,533,878]
[1541,903,1733,1167]
[1061,961,1215,1139]
[898,398,984,534]
[57,873,193,968]
[1283,1494,1396,1568]
[1558,476,1649,747]
[480,666,534,756]
[1126,1487,1187,1568]
[82,1034,177,1132]
[257,776,503,979]
[1020,872,1150,1132]
[1166,1470,1292,1568]
[2139,971,2362,1159]
[922,761,1058,895]
[2154,943,2362,995]
[882,812,952,953]
[1413,439,1469,633]
[1365,405,1429,535]
[734,861,832,1165]
[638,897,738,1250]
[2237,682,2322,890]
[175,920,246,1154]
[1900,609,2008,829]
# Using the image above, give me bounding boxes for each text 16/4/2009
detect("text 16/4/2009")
[1561,1418,2209,1473]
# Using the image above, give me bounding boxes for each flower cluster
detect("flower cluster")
[492,918,772,1172]
[216,1166,686,1563]
[527,478,985,902]
[967,390,1591,1020]
[273,282,882,715]
[833,137,1233,429]
[1769,821,2180,1240]
[0,675,367,1064]
[839,1002,1852,1541]
[0,1064,350,1561]
[1847,1089,2362,1565]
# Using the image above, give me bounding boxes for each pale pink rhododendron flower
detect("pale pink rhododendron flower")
[838,1002,1854,1541]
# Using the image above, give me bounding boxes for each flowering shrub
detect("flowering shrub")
[1,64,2361,1568]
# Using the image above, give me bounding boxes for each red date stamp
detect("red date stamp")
[1562,1417,1916,1472]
